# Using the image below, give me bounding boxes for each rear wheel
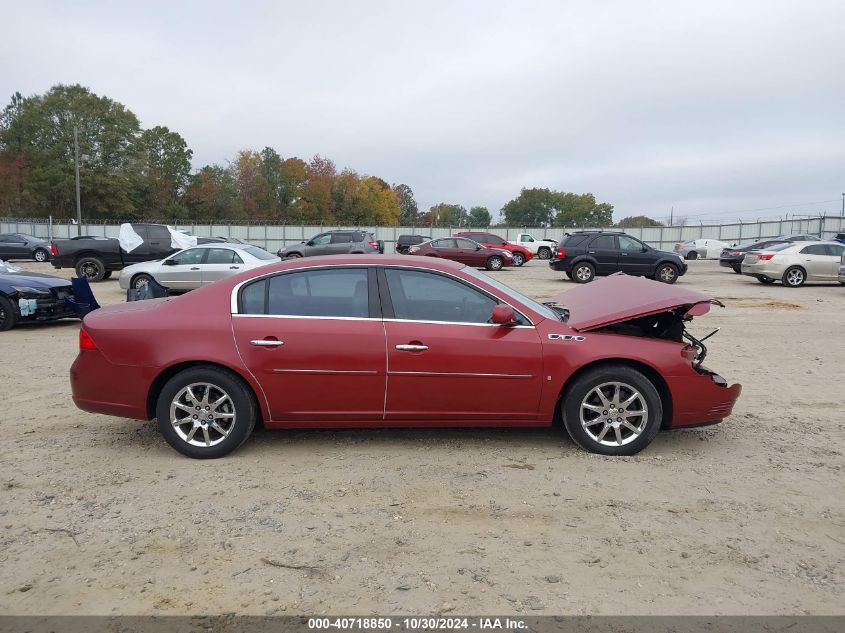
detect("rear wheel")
[782,266,806,288]
[156,366,257,459]
[33,248,49,262]
[572,262,595,283]
[102,270,113,279]
[562,365,663,456]
[732,264,742,274]
[655,263,679,284]
[686,251,698,260]
[537,246,552,260]
[285,253,302,259]
[0,297,19,332]
[486,255,504,271]
[757,277,776,284]
[75,256,106,282]
[511,251,525,266]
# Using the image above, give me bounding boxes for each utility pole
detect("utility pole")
[841,192,844,215]
[74,125,82,236]
[669,206,674,226]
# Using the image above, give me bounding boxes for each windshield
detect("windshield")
[463,267,559,321]
[243,246,277,260]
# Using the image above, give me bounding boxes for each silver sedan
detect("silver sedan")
[119,244,281,291]
[741,241,845,287]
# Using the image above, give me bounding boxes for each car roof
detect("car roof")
[183,242,262,251]
[233,254,466,275]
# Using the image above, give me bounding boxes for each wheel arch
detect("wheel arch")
[146,360,265,427]
[553,358,673,430]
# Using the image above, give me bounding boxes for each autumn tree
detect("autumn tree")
[184,165,244,221]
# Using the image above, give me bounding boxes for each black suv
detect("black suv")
[395,234,432,254]
[277,230,384,258]
[549,231,687,284]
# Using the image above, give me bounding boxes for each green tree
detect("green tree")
[0,84,143,218]
[553,192,613,227]
[467,206,491,227]
[393,183,418,225]
[616,215,663,228]
[135,125,192,215]
[501,188,613,227]
[422,203,467,227]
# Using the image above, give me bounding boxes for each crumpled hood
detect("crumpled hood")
[0,271,72,290]
[548,273,715,332]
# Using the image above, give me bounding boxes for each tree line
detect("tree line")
[0,85,637,228]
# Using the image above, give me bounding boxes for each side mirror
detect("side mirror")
[475,245,481,251]
[641,246,648,252]
[306,240,314,246]
[163,259,176,266]
[491,304,518,326]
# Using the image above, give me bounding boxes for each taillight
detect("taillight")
[758,253,775,261]
[681,345,697,361]
[368,241,378,248]
[555,247,566,259]
[79,328,97,351]
[728,251,741,257]
[51,242,58,256]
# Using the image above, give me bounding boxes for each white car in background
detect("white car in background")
[511,232,558,260]
[119,243,280,291]
[674,238,732,260]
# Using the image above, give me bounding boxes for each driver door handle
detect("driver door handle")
[250,339,284,348]
[190,267,200,270]
[396,344,428,351]
[230,266,240,269]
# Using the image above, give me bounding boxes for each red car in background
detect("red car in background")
[70,256,741,460]
[409,237,515,270]
[453,232,533,266]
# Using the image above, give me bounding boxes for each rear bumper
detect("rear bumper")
[741,262,782,277]
[70,350,152,420]
[667,372,742,427]
[548,258,571,272]
[839,265,845,283]
[719,258,741,267]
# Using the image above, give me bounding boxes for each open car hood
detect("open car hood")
[548,273,716,332]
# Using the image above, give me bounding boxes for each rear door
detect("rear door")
[0,235,30,259]
[429,238,460,259]
[586,235,619,274]
[231,267,386,422]
[201,247,244,285]
[329,231,355,254]
[798,244,832,280]
[381,267,543,422]
[157,247,207,290]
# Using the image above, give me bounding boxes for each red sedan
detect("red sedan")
[71,256,741,459]
[409,237,515,270]
[453,232,534,266]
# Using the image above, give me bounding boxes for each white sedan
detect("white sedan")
[119,243,281,291]
[673,238,732,260]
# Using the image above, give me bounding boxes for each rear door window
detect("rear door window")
[330,232,354,244]
[800,244,827,255]
[590,235,617,250]
[267,268,370,318]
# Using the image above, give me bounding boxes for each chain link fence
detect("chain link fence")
[2,216,843,253]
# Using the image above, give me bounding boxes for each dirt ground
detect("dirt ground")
[1,258,843,616]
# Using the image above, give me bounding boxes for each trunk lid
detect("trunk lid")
[547,273,716,332]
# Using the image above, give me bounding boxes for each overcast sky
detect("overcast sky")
[2,0,844,222]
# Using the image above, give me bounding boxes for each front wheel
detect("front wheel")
[75,256,106,282]
[685,251,698,260]
[562,365,663,456]
[572,262,595,283]
[537,246,552,260]
[486,255,504,271]
[131,273,154,290]
[782,266,805,288]
[511,252,525,267]
[655,263,679,284]
[285,253,303,259]
[156,366,257,459]
[0,297,18,332]
[33,248,49,262]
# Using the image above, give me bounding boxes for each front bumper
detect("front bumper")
[666,371,742,427]
[14,289,78,322]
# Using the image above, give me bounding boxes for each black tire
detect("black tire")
[572,262,595,283]
[655,263,679,284]
[562,365,663,456]
[0,297,19,332]
[486,255,504,271]
[32,248,49,263]
[131,273,155,290]
[102,270,113,279]
[511,251,525,267]
[782,266,806,288]
[686,251,698,260]
[565,271,573,279]
[156,366,257,459]
[732,265,742,274]
[75,256,106,282]
[376,240,385,254]
[757,277,776,284]
[285,253,303,259]
[537,246,552,260]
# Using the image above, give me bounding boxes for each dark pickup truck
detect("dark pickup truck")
[51,223,217,281]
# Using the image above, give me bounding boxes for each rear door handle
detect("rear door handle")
[190,267,200,270]
[396,344,428,351]
[250,339,284,347]
[230,266,240,269]
[588,250,596,254]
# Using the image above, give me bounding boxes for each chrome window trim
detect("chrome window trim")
[231,313,533,328]
[229,263,537,326]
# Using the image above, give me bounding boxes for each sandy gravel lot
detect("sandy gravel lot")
[1,258,843,616]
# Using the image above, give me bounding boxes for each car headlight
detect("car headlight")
[12,286,51,297]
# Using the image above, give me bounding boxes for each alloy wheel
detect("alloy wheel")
[34,250,47,262]
[512,252,524,266]
[169,382,236,447]
[786,268,804,286]
[575,265,593,282]
[658,265,677,282]
[579,382,648,447]
[133,276,151,289]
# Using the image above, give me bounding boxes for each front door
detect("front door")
[381,267,543,422]
[231,266,386,422]
[586,234,619,274]
[798,244,833,280]
[304,233,333,256]
[453,238,487,266]
[824,244,845,278]
[617,235,653,276]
